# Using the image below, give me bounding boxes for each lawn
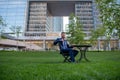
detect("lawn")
[0,51,120,80]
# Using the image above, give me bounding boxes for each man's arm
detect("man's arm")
[66,41,73,48]
[53,38,60,45]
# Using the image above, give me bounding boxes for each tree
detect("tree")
[0,16,3,24]
[9,25,22,50]
[95,0,120,50]
[9,25,22,38]
[0,16,7,39]
[90,25,107,51]
[66,13,85,44]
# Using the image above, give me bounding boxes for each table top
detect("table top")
[72,44,92,47]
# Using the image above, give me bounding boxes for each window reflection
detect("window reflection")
[0,1,8,4]
[7,5,18,8]
[8,0,26,5]
[0,9,7,13]
[0,0,27,32]
[0,4,8,8]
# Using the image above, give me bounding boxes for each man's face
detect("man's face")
[61,33,66,39]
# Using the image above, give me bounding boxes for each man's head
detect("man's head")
[61,32,66,39]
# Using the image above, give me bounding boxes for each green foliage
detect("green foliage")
[9,25,22,37]
[1,35,7,39]
[0,16,7,27]
[0,16,4,25]
[95,0,120,39]
[66,13,85,44]
[0,16,7,39]
[90,25,106,44]
[0,51,120,80]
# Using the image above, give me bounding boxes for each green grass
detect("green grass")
[0,51,120,80]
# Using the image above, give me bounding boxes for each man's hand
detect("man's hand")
[57,38,63,42]
[61,38,64,41]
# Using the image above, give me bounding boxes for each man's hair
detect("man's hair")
[61,32,65,34]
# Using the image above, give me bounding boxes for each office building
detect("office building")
[53,17,63,32]
[1,0,119,50]
[0,0,102,49]
[25,0,97,37]
[0,0,100,37]
[0,0,26,33]
[75,1,94,36]
[25,2,53,37]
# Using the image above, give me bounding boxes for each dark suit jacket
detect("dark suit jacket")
[53,38,73,51]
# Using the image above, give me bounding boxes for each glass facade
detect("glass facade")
[0,0,102,37]
[53,17,63,32]
[27,2,47,32]
[0,0,27,33]
[92,0,102,29]
[75,1,94,36]
[0,0,119,50]
[117,0,120,4]
[25,1,54,37]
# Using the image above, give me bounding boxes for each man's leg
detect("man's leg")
[73,50,78,57]
[61,48,75,62]
[69,49,75,62]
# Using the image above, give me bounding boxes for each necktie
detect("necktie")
[63,40,67,49]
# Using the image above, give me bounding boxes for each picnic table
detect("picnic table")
[72,45,92,62]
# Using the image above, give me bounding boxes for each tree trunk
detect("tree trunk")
[97,39,100,52]
[108,40,111,51]
[0,32,1,40]
[0,25,3,40]
[118,39,120,50]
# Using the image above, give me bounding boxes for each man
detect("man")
[53,32,78,62]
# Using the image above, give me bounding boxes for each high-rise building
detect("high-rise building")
[75,1,94,37]
[0,0,102,37]
[0,0,27,33]
[53,17,63,32]
[0,0,98,49]
[25,2,53,37]
[25,0,95,37]
[3,0,120,38]
[2,0,115,50]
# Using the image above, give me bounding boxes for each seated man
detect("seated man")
[53,32,78,62]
